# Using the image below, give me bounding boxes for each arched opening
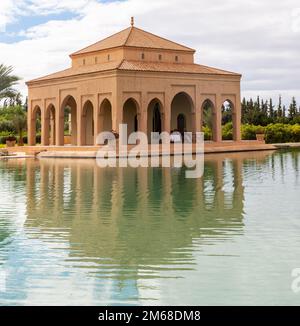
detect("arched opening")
[99,99,112,133]
[32,106,41,145]
[134,115,138,132]
[222,100,234,141]
[147,99,163,140]
[60,96,77,146]
[45,104,56,145]
[123,98,139,137]
[177,114,186,134]
[202,99,214,141]
[171,92,194,137]
[82,100,94,146]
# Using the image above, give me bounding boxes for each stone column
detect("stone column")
[163,96,171,134]
[28,101,35,146]
[41,105,49,146]
[94,98,99,145]
[50,113,56,145]
[233,94,242,142]
[195,107,201,133]
[139,96,147,134]
[77,99,83,146]
[56,100,64,146]
[112,95,122,135]
[213,95,222,142]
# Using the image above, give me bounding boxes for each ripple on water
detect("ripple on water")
[0,151,300,305]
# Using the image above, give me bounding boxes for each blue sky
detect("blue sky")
[0,0,120,43]
[0,0,299,105]
[0,13,75,43]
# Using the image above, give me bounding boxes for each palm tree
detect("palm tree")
[0,64,20,102]
[3,92,23,107]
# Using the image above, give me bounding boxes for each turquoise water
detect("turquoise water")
[0,150,300,305]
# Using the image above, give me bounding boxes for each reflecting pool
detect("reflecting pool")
[0,150,300,305]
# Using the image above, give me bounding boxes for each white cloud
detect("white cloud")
[291,8,300,32]
[22,0,90,14]
[2,0,90,17]
[0,0,299,105]
[0,0,19,32]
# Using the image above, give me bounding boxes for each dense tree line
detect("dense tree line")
[241,96,300,125]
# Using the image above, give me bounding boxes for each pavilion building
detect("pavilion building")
[26,19,242,146]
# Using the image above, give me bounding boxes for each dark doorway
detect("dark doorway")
[153,103,162,133]
[134,115,138,132]
[177,114,186,135]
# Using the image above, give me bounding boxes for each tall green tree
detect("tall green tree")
[288,97,298,122]
[12,108,27,146]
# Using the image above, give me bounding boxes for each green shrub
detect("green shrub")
[0,131,11,137]
[203,126,212,140]
[0,119,14,133]
[242,124,265,140]
[264,124,296,143]
[290,124,300,142]
[222,122,233,140]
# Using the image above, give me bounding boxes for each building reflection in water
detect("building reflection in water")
[0,150,277,303]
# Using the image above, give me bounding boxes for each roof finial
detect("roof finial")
[131,16,134,27]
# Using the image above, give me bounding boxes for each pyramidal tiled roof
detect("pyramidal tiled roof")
[28,60,240,83]
[71,26,195,56]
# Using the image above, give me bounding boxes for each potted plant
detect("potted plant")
[111,130,119,140]
[255,127,265,142]
[6,135,16,147]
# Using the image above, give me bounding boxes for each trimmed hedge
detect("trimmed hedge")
[265,124,300,143]
[204,123,300,143]
[241,124,265,140]
[205,123,264,141]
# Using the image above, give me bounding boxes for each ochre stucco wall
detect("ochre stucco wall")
[27,69,241,146]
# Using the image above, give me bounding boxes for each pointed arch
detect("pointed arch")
[82,100,94,145]
[99,98,112,133]
[171,92,194,136]
[123,98,140,137]
[60,95,77,146]
[31,105,42,145]
[44,104,56,145]
[147,98,163,140]
[201,99,215,141]
[222,99,234,141]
